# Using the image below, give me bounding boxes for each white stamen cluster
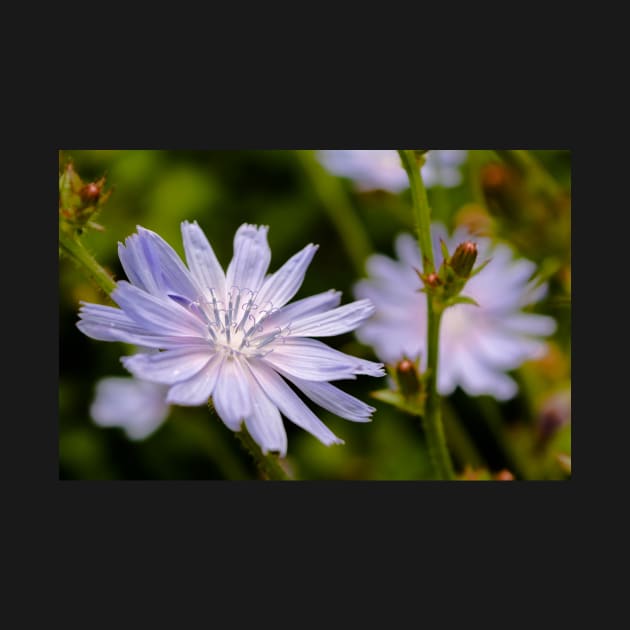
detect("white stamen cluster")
[181,286,290,358]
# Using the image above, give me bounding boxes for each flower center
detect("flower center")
[173,287,290,359]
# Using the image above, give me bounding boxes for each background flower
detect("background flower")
[354,222,557,400]
[317,149,467,192]
[90,377,171,440]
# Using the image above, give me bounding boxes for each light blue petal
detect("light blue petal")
[112,281,208,337]
[136,226,201,299]
[248,360,343,446]
[225,224,271,293]
[90,377,170,440]
[118,227,200,300]
[181,220,227,302]
[256,243,318,310]
[454,345,518,400]
[122,347,214,384]
[287,299,375,337]
[366,254,406,283]
[394,233,422,268]
[118,234,161,295]
[502,313,557,337]
[283,375,375,422]
[166,352,225,406]
[467,325,547,369]
[211,357,252,431]
[259,290,341,331]
[262,337,385,381]
[77,303,204,348]
[242,363,287,456]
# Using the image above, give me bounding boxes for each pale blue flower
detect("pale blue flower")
[90,377,170,440]
[317,150,467,192]
[77,222,384,455]
[354,223,556,400]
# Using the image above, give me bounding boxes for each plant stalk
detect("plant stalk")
[398,150,455,480]
[234,428,292,480]
[59,227,117,296]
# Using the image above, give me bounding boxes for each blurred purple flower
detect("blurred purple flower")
[354,223,556,400]
[90,377,170,440]
[77,222,384,455]
[317,150,467,192]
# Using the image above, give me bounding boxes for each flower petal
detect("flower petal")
[211,357,252,431]
[354,320,421,365]
[138,226,201,299]
[259,290,342,331]
[283,374,375,422]
[112,281,208,338]
[263,338,385,381]
[242,364,288,456]
[118,233,161,295]
[181,220,227,302]
[122,347,214,384]
[454,345,518,400]
[287,299,376,338]
[501,313,557,337]
[366,254,407,283]
[166,353,225,406]
[436,359,458,397]
[77,303,204,349]
[470,326,547,369]
[225,224,271,293]
[394,233,422,268]
[248,360,343,446]
[90,377,170,440]
[118,226,201,299]
[255,244,318,310]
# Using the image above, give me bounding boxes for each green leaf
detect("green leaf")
[469,257,492,278]
[371,389,426,416]
[439,238,450,262]
[449,295,480,307]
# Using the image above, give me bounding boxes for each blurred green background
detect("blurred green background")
[59,149,571,480]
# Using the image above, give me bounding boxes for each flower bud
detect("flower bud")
[80,181,102,204]
[59,163,110,233]
[450,241,478,278]
[395,357,422,399]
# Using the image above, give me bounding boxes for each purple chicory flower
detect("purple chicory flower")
[77,222,384,455]
[354,222,556,400]
[317,150,468,192]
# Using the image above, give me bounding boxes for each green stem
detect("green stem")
[59,227,117,296]
[423,304,455,479]
[398,150,455,480]
[234,428,292,480]
[295,150,372,276]
[398,150,435,272]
